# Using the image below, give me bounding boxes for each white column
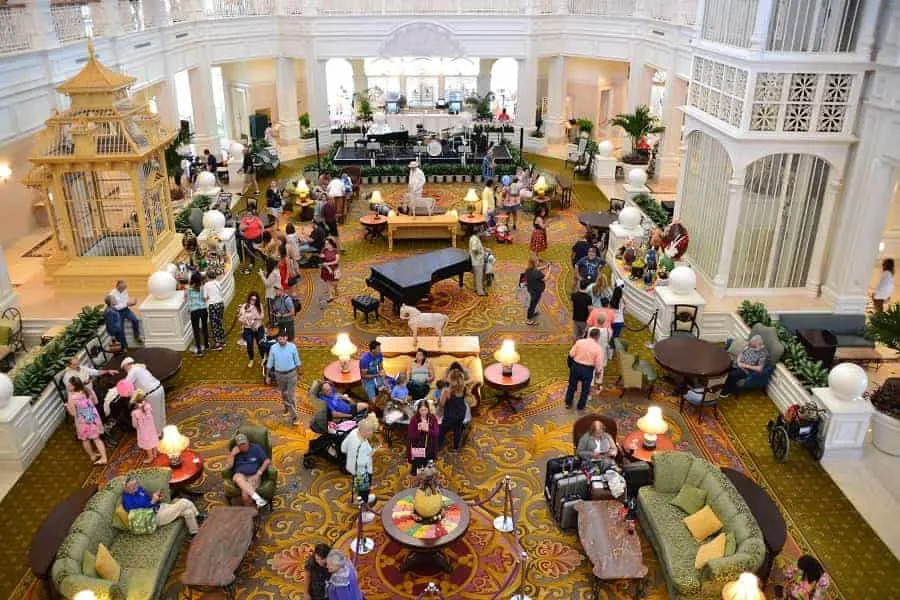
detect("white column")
[516,54,538,129]
[307,57,331,139]
[545,55,566,142]
[749,0,775,50]
[477,58,495,97]
[140,0,166,28]
[156,78,180,128]
[99,0,122,36]
[0,246,18,313]
[350,58,367,97]
[855,0,884,60]
[188,59,220,153]
[658,76,686,180]
[713,170,745,296]
[30,0,59,50]
[275,56,301,145]
[805,177,843,296]
[627,58,650,112]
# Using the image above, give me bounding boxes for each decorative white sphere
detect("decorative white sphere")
[202,209,226,233]
[597,140,613,157]
[196,171,217,190]
[618,206,642,229]
[628,168,648,187]
[828,363,868,401]
[147,271,178,300]
[164,263,178,277]
[373,112,387,124]
[669,266,697,295]
[460,112,473,126]
[229,141,244,158]
[0,373,12,409]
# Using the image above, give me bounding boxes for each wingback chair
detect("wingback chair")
[222,425,278,509]
[726,323,784,395]
[572,413,625,467]
[615,339,655,397]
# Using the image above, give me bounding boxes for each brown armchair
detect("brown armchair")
[573,413,624,467]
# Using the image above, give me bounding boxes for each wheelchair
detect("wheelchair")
[766,401,826,463]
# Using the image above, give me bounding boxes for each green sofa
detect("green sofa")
[637,452,766,599]
[51,468,188,600]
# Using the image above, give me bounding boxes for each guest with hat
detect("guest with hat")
[121,357,166,432]
[227,432,270,507]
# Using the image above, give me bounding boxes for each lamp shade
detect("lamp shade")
[0,164,11,179]
[828,362,868,401]
[331,333,358,361]
[147,271,178,300]
[158,425,189,465]
[370,190,383,205]
[464,188,479,205]
[196,171,217,191]
[296,178,309,197]
[628,168,648,187]
[721,572,765,600]
[534,175,548,194]
[637,406,668,436]
[597,140,613,157]
[202,209,226,233]
[618,206,642,229]
[669,266,697,295]
[493,339,520,365]
[0,373,13,409]
[74,592,98,600]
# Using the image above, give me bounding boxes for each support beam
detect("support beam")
[307,58,331,139]
[188,58,220,153]
[30,0,58,50]
[713,170,745,296]
[516,54,538,129]
[350,58,367,98]
[545,55,566,142]
[477,58,495,97]
[805,177,843,296]
[275,56,300,145]
[657,76,686,181]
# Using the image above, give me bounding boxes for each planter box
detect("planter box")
[298,138,317,157]
[462,175,472,183]
[435,175,445,183]
[524,136,548,154]
[872,410,900,455]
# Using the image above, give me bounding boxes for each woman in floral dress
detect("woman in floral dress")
[530,204,549,266]
[67,376,108,465]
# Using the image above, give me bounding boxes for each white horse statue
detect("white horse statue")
[399,305,449,345]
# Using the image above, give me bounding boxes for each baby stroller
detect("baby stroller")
[492,213,513,244]
[303,380,360,469]
[767,401,826,462]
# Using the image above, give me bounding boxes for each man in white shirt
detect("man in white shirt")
[468,234,487,296]
[326,174,346,202]
[340,415,378,521]
[109,280,143,344]
[62,356,117,408]
[122,357,165,432]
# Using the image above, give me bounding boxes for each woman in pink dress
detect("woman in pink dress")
[67,377,108,465]
[130,389,158,463]
[320,237,340,303]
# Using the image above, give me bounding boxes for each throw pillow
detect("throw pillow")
[694,532,727,569]
[683,505,724,541]
[670,484,708,515]
[112,503,129,530]
[95,543,121,582]
[82,550,97,578]
[127,507,159,535]
[725,531,737,556]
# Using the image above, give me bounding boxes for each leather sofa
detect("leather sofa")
[51,468,187,600]
[382,352,483,410]
[637,452,766,599]
[777,312,874,348]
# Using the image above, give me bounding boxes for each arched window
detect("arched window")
[729,153,829,288]
[326,58,354,123]
[490,58,518,116]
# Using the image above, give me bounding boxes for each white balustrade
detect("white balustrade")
[50,3,94,44]
[570,0,636,17]
[280,0,306,15]
[0,5,33,54]
[208,0,275,18]
[167,0,204,22]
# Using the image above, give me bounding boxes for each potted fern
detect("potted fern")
[465,92,495,120]
[867,306,900,454]
[609,105,665,164]
[576,118,594,135]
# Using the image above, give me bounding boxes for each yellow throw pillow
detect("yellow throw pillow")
[694,532,727,569]
[113,503,129,529]
[683,505,724,541]
[95,543,121,582]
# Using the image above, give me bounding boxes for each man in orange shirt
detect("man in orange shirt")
[565,328,606,410]
[586,298,616,338]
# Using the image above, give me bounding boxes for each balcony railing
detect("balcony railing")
[50,4,94,44]
[0,5,32,54]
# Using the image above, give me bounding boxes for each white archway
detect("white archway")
[490,57,518,116]
[326,58,354,122]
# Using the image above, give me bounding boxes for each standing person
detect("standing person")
[203,273,225,351]
[575,246,604,289]
[203,148,217,173]
[320,237,340,303]
[186,272,209,357]
[238,292,266,368]
[587,298,616,341]
[522,258,546,326]
[873,258,894,314]
[104,295,127,351]
[228,432,271,507]
[504,177,522,230]
[565,328,606,410]
[325,550,364,600]
[67,377,108,465]
[406,161,426,207]
[109,280,143,344]
[439,369,468,453]
[265,331,302,424]
[265,180,283,222]
[62,356,115,407]
[585,273,611,309]
[530,205,549,266]
[359,340,385,403]
[481,145,495,182]
[271,284,296,341]
[481,179,496,220]
[469,234,488,296]
[130,390,158,464]
[322,195,342,253]
[260,258,281,327]
[610,284,626,342]
[239,202,265,275]
[407,401,439,475]
[406,349,434,401]
[238,147,259,195]
[122,357,165,432]
[341,415,379,520]
[306,543,332,600]
[571,280,592,340]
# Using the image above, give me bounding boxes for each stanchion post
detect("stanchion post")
[510,551,532,600]
[493,475,515,533]
[315,128,321,171]
[350,498,375,562]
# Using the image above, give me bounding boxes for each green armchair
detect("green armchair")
[222,425,278,509]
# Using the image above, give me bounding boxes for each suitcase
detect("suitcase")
[558,496,582,529]
[623,461,652,499]
[544,455,578,501]
[551,472,588,524]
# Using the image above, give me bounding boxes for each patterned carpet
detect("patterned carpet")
[2,153,899,599]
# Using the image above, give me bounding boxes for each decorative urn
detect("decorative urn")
[413,461,444,522]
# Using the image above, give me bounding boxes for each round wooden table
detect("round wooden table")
[152,448,204,488]
[324,359,361,392]
[653,337,732,380]
[459,212,486,236]
[360,214,387,242]
[103,347,184,383]
[382,488,471,573]
[623,430,675,462]
[484,363,530,412]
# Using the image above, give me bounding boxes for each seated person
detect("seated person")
[390,372,410,403]
[318,381,368,419]
[359,340,386,402]
[265,180,283,220]
[228,432,271,507]
[296,220,327,257]
[720,335,769,397]
[775,554,829,600]
[575,420,618,470]
[571,232,593,266]
[575,246,605,288]
[121,475,200,535]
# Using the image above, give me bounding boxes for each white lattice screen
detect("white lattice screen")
[689,57,748,128]
[679,131,733,280]
[750,72,854,133]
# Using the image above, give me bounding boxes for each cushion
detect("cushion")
[725,531,737,556]
[0,320,13,345]
[683,505,724,541]
[127,508,158,535]
[95,543,121,582]
[112,503,129,530]
[652,452,694,493]
[670,484,708,515]
[694,532,727,569]
[82,550,97,577]
[750,323,784,364]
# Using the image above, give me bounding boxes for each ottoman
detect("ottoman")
[352,295,380,323]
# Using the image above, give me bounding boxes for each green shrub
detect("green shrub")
[737,301,772,328]
[631,193,671,228]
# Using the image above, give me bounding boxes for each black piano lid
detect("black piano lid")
[370,248,469,288]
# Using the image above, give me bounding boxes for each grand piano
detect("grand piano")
[366,248,471,314]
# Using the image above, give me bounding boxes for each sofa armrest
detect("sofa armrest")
[703,552,758,582]
[58,573,121,600]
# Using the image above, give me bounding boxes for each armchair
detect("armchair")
[222,425,278,509]
[726,323,784,395]
[671,304,700,338]
[572,413,624,467]
[615,339,655,397]
[679,373,728,422]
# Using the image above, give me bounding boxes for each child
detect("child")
[67,377,108,465]
[431,379,448,412]
[775,555,829,600]
[390,372,410,403]
[130,389,158,464]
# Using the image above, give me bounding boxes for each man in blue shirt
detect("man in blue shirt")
[272,288,296,341]
[228,432,271,507]
[575,246,605,289]
[121,475,200,534]
[318,381,368,419]
[359,340,385,401]
[265,331,302,423]
[104,295,127,350]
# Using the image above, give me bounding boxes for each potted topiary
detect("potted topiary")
[866,305,900,454]
[609,105,665,164]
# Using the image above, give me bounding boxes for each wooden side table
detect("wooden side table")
[152,448,204,496]
[622,430,674,462]
[324,359,361,393]
[484,363,531,412]
[459,213,486,236]
[360,214,387,242]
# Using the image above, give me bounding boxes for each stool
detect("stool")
[216,166,230,184]
[352,295,380,323]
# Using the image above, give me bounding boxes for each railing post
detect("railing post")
[749,0,774,51]
[99,0,122,36]
[30,0,59,50]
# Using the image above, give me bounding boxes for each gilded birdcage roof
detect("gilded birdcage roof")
[56,41,135,95]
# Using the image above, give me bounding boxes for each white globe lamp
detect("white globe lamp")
[828,363,868,401]
[628,168,648,187]
[164,263,178,277]
[229,141,244,158]
[597,140,613,157]
[147,271,178,300]
[669,266,697,295]
[0,373,13,409]
[196,171,218,193]
[618,206,642,229]
[202,209,226,233]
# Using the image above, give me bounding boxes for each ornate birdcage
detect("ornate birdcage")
[23,41,181,296]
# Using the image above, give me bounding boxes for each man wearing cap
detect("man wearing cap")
[265,330,302,424]
[122,357,165,432]
[228,433,271,507]
[271,286,296,342]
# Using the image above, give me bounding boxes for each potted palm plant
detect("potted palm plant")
[867,305,900,455]
[465,92,495,120]
[609,105,665,164]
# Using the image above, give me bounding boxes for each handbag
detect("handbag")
[411,431,427,459]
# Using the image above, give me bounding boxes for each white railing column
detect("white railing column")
[713,169,745,296]
[99,0,122,36]
[31,0,59,50]
[275,56,301,145]
[805,177,843,296]
[749,0,774,51]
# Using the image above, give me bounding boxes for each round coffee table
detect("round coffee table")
[484,363,530,412]
[654,337,731,379]
[360,214,387,242]
[459,213,486,236]
[382,488,471,573]
[324,359,361,392]
[100,347,184,392]
[623,430,675,462]
[152,448,204,490]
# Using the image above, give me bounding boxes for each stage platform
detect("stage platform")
[333,144,512,167]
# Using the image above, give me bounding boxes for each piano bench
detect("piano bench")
[352,295,380,323]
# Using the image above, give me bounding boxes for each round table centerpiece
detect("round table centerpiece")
[412,461,444,523]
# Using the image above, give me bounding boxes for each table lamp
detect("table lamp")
[296,178,309,200]
[331,333,358,373]
[464,188,479,215]
[721,573,765,600]
[636,406,668,449]
[74,592,97,600]
[158,425,189,467]
[534,175,548,197]
[369,190,383,216]
[493,339,520,377]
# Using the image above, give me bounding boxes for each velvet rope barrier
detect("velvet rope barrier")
[415,582,446,599]
[621,308,659,334]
